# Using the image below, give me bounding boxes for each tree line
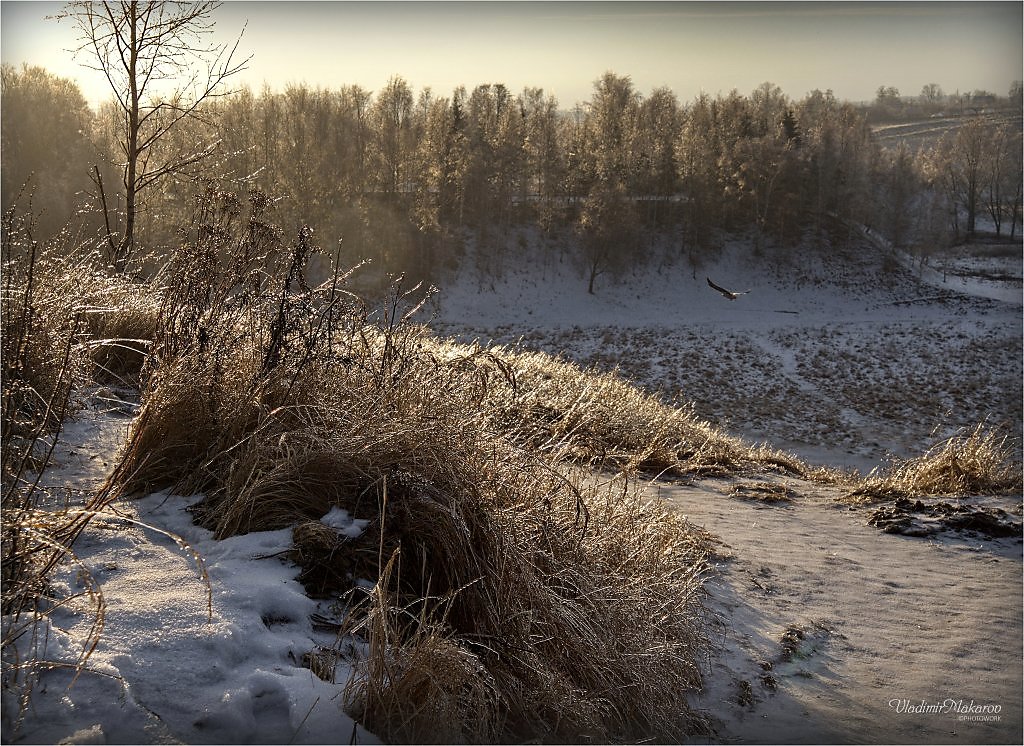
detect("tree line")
[867,82,1021,123]
[3,63,1021,291]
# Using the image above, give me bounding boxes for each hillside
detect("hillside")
[870,111,1023,151]
[3,219,1021,745]
[431,231,1023,474]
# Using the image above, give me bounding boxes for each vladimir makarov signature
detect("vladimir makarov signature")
[889,698,1002,717]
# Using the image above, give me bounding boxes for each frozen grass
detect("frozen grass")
[104,188,718,741]
[449,343,810,479]
[848,423,1023,502]
[12,185,1015,740]
[82,282,161,386]
[454,319,1022,474]
[0,203,163,730]
[2,206,92,690]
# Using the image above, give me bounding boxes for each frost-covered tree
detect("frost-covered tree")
[576,180,638,294]
[877,143,918,247]
[920,83,944,105]
[947,118,988,239]
[982,124,1023,238]
[371,76,415,199]
[676,93,726,250]
[921,119,990,241]
[586,72,640,188]
[633,87,681,227]
[520,86,564,232]
[0,65,99,236]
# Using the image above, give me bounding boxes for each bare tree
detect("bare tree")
[920,83,944,105]
[371,76,414,200]
[982,124,1023,238]
[58,1,248,270]
[878,142,917,247]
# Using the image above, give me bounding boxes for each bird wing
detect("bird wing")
[707,277,752,299]
[706,277,730,295]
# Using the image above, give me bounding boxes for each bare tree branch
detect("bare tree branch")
[56,1,250,271]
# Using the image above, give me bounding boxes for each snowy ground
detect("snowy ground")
[427,233,1023,743]
[433,235,1022,473]
[661,476,1022,745]
[3,397,379,746]
[4,233,1021,744]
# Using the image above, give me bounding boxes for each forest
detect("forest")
[3,62,1022,293]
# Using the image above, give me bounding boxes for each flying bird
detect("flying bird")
[706,277,750,300]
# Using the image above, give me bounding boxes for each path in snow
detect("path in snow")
[6,397,379,746]
[659,478,1023,745]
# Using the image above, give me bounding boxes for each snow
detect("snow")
[859,224,1024,306]
[5,232,1021,744]
[318,507,369,539]
[425,233,1022,743]
[434,233,1019,332]
[4,398,379,746]
[432,235,1022,472]
[660,478,1022,744]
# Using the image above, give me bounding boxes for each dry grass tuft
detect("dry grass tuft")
[106,187,715,741]
[440,342,810,480]
[848,423,1023,503]
[82,280,160,385]
[343,550,503,744]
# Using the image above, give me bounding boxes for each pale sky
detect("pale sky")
[2,1,1021,109]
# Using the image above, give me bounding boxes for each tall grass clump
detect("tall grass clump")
[848,423,1023,502]
[438,343,809,479]
[110,186,712,742]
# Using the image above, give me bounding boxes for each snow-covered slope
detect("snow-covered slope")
[4,234,1020,745]
[664,477,1022,745]
[431,237,1022,472]
[432,236,1020,331]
